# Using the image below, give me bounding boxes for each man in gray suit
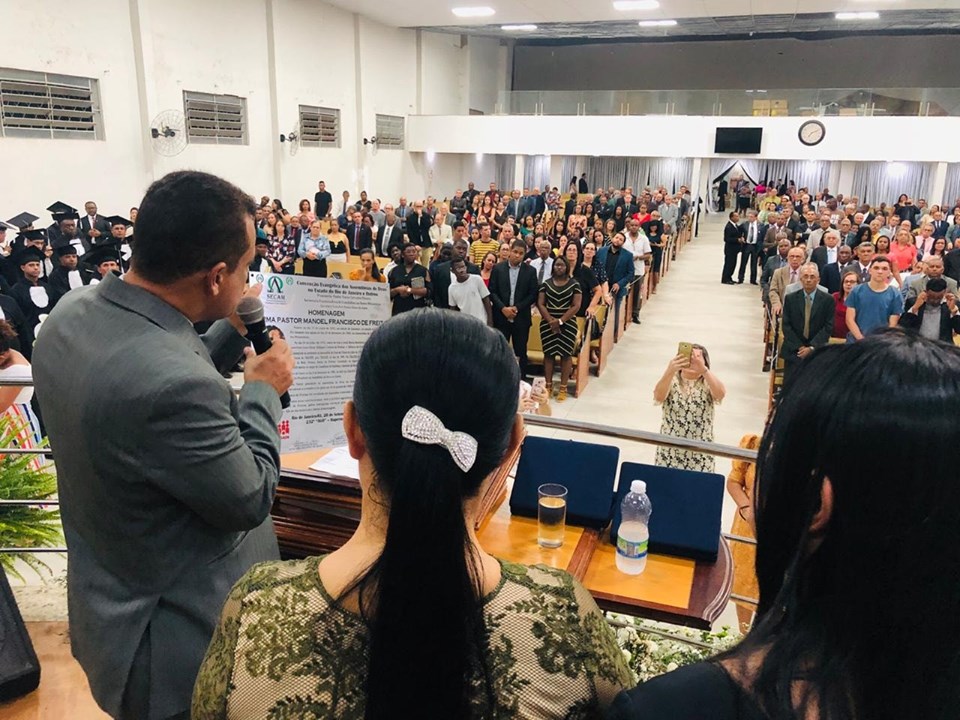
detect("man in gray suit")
[33,171,295,720]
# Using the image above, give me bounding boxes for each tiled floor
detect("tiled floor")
[1,213,767,714]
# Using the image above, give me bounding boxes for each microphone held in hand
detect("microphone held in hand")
[236,296,291,409]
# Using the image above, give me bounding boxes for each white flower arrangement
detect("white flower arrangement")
[608,613,742,683]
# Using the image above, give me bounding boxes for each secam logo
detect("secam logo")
[267,276,285,294]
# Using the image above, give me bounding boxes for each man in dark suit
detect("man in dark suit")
[345,210,373,254]
[431,237,479,309]
[578,174,589,194]
[488,239,538,380]
[564,193,578,218]
[899,277,960,342]
[405,200,433,266]
[79,201,111,251]
[821,244,854,295]
[506,190,522,219]
[810,229,842,273]
[931,210,949,239]
[737,209,765,285]
[376,204,403,257]
[721,211,742,285]
[32,170,295,720]
[944,245,960,286]
[781,262,836,379]
[761,238,790,304]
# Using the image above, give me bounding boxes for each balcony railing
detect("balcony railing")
[494,88,960,118]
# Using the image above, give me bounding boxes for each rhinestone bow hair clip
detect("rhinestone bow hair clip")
[401,405,479,473]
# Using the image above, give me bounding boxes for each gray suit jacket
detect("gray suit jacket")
[33,273,283,719]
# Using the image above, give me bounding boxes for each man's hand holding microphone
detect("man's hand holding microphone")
[236,286,295,406]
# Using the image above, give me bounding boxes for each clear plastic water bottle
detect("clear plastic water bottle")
[616,480,652,575]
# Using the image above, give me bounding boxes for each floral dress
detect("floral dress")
[654,375,719,472]
[192,556,633,720]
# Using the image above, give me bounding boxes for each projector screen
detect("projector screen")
[714,127,763,154]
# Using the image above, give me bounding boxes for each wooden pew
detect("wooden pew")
[526,315,591,398]
[590,303,615,377]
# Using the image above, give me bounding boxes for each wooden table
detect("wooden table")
[274,450,732,630]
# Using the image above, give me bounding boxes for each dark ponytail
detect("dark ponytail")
[349,309,520,719]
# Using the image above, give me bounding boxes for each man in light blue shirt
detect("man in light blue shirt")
[845,256,904,342]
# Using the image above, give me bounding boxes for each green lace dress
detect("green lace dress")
[192,555,634,719]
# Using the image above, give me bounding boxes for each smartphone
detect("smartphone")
[531,377,547,395]
[677,342,693,364]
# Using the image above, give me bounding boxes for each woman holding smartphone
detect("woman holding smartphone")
[652,344,726,472]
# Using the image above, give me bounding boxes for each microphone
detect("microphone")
[236,296,291,409]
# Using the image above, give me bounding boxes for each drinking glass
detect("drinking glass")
[537,483,568,548]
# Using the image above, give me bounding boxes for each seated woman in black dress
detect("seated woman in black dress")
[194,310,633,719]
[609,330,960,720]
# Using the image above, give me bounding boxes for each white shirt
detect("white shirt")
[745,222,759,245]
[826,246,837,265]
[623,233,652,277]
[448,274,490,323]
[530,257,553,285]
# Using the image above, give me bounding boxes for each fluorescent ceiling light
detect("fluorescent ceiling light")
[613,0,659,10]
[835,11,880,19]
[502,24,537,30]
[452,6,495,17]
[638,19,677,26]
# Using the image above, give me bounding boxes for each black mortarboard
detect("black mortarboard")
[17,229,47,242]
[255,235,269,247]
[7,212,38,230]
[0,220,16,232]
[85,245,121,267]
[15,246,46,266]
[47,201,79,222]
[105,215,132,227]
[54,244,78,257]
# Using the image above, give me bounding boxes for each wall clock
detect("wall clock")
[798,119,826,146]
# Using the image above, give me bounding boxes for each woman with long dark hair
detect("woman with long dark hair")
[193,311,632,719]
[610,331,960,720]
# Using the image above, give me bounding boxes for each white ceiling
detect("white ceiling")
[325,0,960,29]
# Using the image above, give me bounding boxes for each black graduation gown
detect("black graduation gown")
[9,280,55,360]
[48,266,93,301]
[0,294,28,356]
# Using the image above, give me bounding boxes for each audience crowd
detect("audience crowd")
[3,177,693,402]
[719,180,960,349]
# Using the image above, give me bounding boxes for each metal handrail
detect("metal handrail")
[523,415,758,462]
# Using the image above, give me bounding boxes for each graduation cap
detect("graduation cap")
[105,215,132,227]
[15,246,46,266]
[54,243,78,258]
[85,245,121,267]
[255,234,269,247]
[7,212,38,230]
[17,229,47,243]
[0,220,17,232]
[47,201,79,222]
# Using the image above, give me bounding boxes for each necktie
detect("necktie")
[750,224,755,243]
[803,294,812,338]
[790,269,798,283]
[354,227,359,249]
[538,261,546,284]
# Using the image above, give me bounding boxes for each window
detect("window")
[299,105,340,148]
[183,91,247,145]
[375,114,404,149]
[0,67,103,140]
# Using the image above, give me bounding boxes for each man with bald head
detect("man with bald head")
[904,254,959,305]
[768,246,807,315]
[780,262,836,377]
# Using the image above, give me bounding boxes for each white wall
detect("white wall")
[0,0,149,217]
[1,0,503,221]
[141,0,275,190]
[272,0,359,206]
[466,36,502,115]
[406,115,960,163]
